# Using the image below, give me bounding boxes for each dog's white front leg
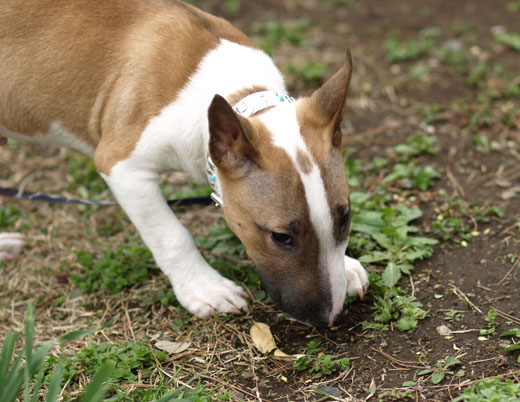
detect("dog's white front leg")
[102,164,248,318]
[344,255,369,299]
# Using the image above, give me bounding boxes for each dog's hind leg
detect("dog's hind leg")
[0,232,25,260]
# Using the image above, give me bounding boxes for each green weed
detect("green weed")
[444,310,462,323]
[507,1,520,12]
[0,303,111,402]
[418,356,464,384]
[438,46,468,69]
[480,309,498,336]
[385,27,440,62]
[343,147,437,332]
[362,275,428,332]
[384,162,441,191]
[71,245,158,294]
[66,153,108,196]
[329,0,355,6]
[288,61,329,84]
[0,205,22,229]
[500,328,520,364]
[351,196,437,287]
[196,223,263,293]
[466,62,489,87]
[493,30,520,52]
[222,0,241,17]
[432,198,504,244]
[410,64,432,80]
[394,131,440,160]
[453,376,520,401]
[251,18,310,55]
[293,339,350,378]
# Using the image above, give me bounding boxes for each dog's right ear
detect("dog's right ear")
[208,95,257,177]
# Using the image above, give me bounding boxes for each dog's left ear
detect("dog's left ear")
[208,94,257,176]
[309,50,353,147]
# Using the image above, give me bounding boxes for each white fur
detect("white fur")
[123,39,286,181]
[345,255,369,299]
[0,232,25,260]
[259,102,349,323]
[101,39,286,317]
[0,121,94,155]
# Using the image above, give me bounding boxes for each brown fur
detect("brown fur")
[0,0,257,174]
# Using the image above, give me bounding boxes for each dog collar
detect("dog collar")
[207,90,294,208]
[232,90,295,117]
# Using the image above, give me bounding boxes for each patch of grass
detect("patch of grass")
[500,328,520,364]
[394,131,440,160]
[222,0,241,17]
[66,153,108,196]
[466,62,489,87]
[351,196,437,287]
[410,64,432,80]
[418,356,464,385]
[432,198,505,244]
[0,303,110,402]
[453,376,520,401]
[0,205,22,229]
[480,309,498,336]
[46,341,171,400]
[384,162,441,190]
[288,61,329,84]
[493,30,520,52]
[444,309,463,323]
[343,148,437,332]
[507,1,520,12]
[161,179,211,201]
[438,46,468,68]
[45,341,217,401]
[196,223,247,260]
[329,0,355,6]
[384,27,440,62]
[71,244,158,294]
[251,18,310,55]
[362,274,428,332]
[196,223,263,294]
[293,339,350,378]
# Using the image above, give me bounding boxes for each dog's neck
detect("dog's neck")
[207,90,295,207]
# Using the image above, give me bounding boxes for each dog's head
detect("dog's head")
[208,54,353,328]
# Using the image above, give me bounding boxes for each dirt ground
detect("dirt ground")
[1,0,519,401]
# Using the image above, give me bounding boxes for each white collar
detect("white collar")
[207,90,294,207]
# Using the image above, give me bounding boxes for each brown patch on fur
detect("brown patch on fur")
[0,0,258,174]
[296,149,313,174]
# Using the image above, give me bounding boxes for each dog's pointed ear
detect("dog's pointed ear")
[309,50,353,147]
[208,94,257,176]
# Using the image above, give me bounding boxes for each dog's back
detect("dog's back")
[0,0,253,151]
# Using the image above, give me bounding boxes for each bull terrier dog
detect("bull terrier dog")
[0,0,368,327]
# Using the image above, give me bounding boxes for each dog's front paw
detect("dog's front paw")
[173,269,249,318]
[0,233,25,261]
[345,255,369,299]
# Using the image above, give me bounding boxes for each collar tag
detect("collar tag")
[206,156,223,207]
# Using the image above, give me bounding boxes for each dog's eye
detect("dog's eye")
[339,208,351,234]
[271,231,293,247]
